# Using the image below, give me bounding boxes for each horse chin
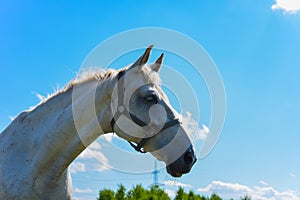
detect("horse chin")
[166,165,183,177]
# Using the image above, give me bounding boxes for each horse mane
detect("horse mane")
[28,67,118,110]
[68,67,119,87]
[66,65,161,89]
[31,65,161,110]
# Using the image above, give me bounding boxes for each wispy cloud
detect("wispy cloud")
[271,0,300,13]
[289,172,296,177]
[182,112,209,141]
[70,141,110,174]
[74,187,94,194]
[73,188,95,200]
[197,180,299,200]
[164,180,192,188]
[70,162,86,174]
[259,180,269,186]
[101,132,117,142]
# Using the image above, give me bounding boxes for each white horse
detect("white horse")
[0,46,196,199]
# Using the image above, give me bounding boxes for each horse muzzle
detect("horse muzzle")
[166,145,197,177]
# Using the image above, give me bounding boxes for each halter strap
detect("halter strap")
[110,70,181,153]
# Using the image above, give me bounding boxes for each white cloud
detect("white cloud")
[101,132,116,142]
[165,189,176,199]
[74,187,94,194]
[70,162,86,173]
[197,180,299,200]
[89,141,102,150]
[73,197,95,200]
[164,180,192,188]
[271,0,300,13]
[289,172,296,177]
[72,187,97,200]
[70,141,110,173]
[73,196,95,200]
[197,124,210,140]
[182,112,209,141]
[78,142,106,160]
[259,180,270,186]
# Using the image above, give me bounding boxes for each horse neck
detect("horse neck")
[25,77,115,180]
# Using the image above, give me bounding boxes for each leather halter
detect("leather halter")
[110,70,181,153]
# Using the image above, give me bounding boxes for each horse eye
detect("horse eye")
[144,94,157,103]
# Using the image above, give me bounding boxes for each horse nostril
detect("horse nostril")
[184,151,194,165]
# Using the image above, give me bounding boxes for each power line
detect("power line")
[153,160,159,185]
[150,160,164,187]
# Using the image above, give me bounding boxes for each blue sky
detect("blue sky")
[1,1,300,199]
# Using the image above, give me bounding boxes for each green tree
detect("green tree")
[98,189,115,200]
[149,185,170,200]
[188,191,197,200]
[174,187,189,200]
[187,190,207,200]
[115,184,126,200]
[240,195,251,200]
[127,184,149,200]
[97,184,237,200]
[210,193,222,200]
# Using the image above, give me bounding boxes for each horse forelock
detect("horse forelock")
[140,65,161,85]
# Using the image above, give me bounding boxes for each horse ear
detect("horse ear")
[128,45,153,71]
[150,53,164,72]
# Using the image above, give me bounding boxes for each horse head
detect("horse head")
[110,45,197,177]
